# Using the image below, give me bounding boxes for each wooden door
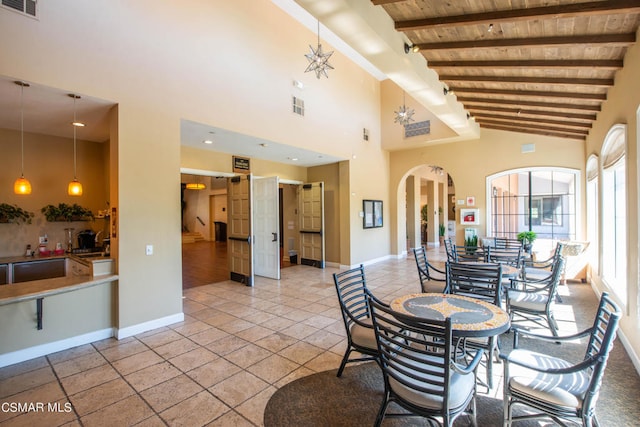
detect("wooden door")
[227,175,253,286]
[298,182,325,268]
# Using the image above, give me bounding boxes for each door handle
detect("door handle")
[272,232,277,242]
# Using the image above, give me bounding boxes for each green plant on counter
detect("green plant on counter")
[516,231,537,245]
[0,203,35,224]
[41,203,94,222]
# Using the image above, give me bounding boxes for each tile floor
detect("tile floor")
[0,248,520,426]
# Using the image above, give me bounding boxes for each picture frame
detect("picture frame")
[460,208,479,225]
[466,196,475,206]
[363,199,383,228]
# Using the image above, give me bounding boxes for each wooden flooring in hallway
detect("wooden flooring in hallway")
[181,241,229,288]
[181,240,297,288]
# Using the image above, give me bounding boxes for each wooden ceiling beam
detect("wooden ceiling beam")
[441,75,614,86]
[448,86,607,101]
[468,105,596,120]
[415,34,635,51]
[429,59,623,69]
[479,124,586,140]
[469,112,592,129]
[395,1,640,31]
[457,96,601,112]
[475,119,589,135]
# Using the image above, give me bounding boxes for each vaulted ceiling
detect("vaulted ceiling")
[373,0,640,140]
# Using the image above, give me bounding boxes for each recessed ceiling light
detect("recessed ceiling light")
[72,122,85,127]
[291,157,298,161]
[203,140,213,144]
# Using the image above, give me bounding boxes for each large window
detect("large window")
[601,125,626,302]
[487,168,578,242]
[586,155,599,274]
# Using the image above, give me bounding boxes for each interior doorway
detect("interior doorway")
[181,174,302,288]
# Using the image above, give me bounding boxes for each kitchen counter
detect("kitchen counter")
[0,273,118,306]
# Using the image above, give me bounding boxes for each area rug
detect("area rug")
[264,362,510,427]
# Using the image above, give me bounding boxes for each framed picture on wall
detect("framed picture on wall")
[363,200,383,228]
[460,208,479,225]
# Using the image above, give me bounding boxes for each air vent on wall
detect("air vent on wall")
[2,0,37,17]
[292,96,304,117]
[404,120,430,138]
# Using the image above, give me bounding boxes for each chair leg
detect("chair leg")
[547,312,559,337]
[374,392,390,427]
[336,347,352,377]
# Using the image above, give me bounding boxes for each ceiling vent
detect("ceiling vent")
[292,96,304,117]
[2,0,37,17]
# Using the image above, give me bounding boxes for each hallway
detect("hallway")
[182,241,296,288]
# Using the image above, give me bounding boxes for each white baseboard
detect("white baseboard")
[0,328,114,368]
[115,312,184,340]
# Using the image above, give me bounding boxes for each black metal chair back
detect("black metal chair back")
[332,264,379,377]
[502,292,621,426]
[412,246,446,292]
[445,262,503,307]
[369,298,480,427]
[486,246,524,269]
[507,256,565,337]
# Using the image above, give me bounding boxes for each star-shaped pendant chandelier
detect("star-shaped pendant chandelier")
[305,20,334,79]
[394,92,415,126]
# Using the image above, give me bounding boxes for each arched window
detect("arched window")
[601,124,627,303]
[586,154,599,275]
[486,167,579,256]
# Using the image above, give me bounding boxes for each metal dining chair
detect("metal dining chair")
[412,246,446,292]
[506,256,565,338]
[501,292,621,427]
[369,298,482,427]
[446,261,504,389]
[332,264,386,377]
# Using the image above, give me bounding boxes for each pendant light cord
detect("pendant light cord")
[20,83,25,178]
[73,95,78,180]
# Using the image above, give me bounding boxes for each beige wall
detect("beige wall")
[0,129,108,257]
[389,129,585,251]
[0,0,387,357]
[584,27,640,365]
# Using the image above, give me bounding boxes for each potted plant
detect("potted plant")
[439,223,446,246]
[464,235,478,255]
[0,203,34,224]
[517,231,537,253]
[41,203,94,222]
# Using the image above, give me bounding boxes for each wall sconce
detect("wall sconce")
[68,94,83,196]
[404,42,420,54]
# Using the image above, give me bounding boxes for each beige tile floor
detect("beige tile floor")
[0,248,495,426]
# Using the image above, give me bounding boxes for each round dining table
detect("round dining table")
[390,293,511,338]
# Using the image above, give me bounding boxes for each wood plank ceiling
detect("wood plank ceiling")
[372,0,640,140]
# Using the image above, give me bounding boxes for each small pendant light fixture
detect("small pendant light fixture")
[304,20,334,79]
[186,175,206,190]
[394,91,415,126]
[68,94,84,196]
[14,81,32,195]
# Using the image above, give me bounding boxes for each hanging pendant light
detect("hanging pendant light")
[68,94,83,196]
[14,81,32,195]
[186,175,205,190]
[394,91,415,126]
[304,20,334,79]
